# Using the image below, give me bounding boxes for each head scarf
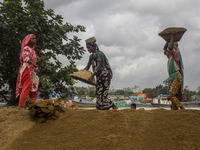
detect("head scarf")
[85,37,113,79]
[20,34,35,63]
[86,42,100,52]
[86,37,99,52]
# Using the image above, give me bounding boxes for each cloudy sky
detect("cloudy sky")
[43,0,200,91]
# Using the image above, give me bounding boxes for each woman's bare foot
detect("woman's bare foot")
[180,106,185,110]
[113,105,118,110]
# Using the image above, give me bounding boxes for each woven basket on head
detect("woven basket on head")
[158,27,187,42]
[70,69,96,86]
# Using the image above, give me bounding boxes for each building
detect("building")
[138,93,147,100]
[132,85,141,93]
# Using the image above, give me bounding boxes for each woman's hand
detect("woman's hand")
[88,74,94,82]
[163,42,169,51]
[164,49,167,55]
[28,60,38,68]
[84,63,91,70]
[171,31,176,35]
[169,31,176,50]
[32,62,38,68]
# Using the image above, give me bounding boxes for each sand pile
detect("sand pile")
[0,107,34,150]
[24,100,66,123]
[1,108,200,150]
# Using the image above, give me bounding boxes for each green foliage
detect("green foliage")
[163,78,169,86]
[76,88,85,96]
[88,90,96,97]
[142,88,159,99]
[184,86,196,100]
[197,90,200,97]
[115,90,125,95]
[143,84,168,99]
[108,91,114,95]
[0,0,86,103]
[108,90,134,97]
[155,84,168,95]
[124,91,134,97]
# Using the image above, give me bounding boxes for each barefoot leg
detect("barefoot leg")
[113,105,118,110]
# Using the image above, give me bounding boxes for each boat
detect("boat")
[151,103,171,107]
[113,102,131,108]
[114,101,148,108]
[181,101,200,107]
[73,98,151,108]
[73,100,132,108]
[73,99,96,107]
[151,96,200,107]
[151,96,171,107]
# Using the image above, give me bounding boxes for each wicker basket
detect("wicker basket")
[70,69,96,86]
[158,27,187,42]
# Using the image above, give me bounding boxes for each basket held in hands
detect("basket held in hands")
[70,69,96,86]
[158,27,187,42]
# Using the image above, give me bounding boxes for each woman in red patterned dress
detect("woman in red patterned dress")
[16,34,39,107]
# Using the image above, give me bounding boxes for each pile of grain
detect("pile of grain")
[1,107,200,150]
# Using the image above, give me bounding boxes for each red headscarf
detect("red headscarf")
[20,34,36,63]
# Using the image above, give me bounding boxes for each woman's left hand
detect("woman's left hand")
[88,74,94,82]
[171,31,176,35]
[34,67,38,72]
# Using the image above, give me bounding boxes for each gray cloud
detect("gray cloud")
[43,0,200,90]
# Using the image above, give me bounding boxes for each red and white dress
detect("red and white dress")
[16,46,39,98]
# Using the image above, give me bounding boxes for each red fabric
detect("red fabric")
[20,34,35,63]
[18,67,37,107]
[172,50,180,62]
[16,34,38,98]
[165,48,180,62]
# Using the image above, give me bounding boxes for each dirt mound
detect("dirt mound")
[1,108,200,150]
[24,100,66,123]
[0,107,34,150]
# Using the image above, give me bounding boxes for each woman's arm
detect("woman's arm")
[93,60,101,75]
[163,42,169,55]
[23,47,38,68]
[88,61,101,81]
[84,63,91,70]
[27,60,38,68]
[169,31,176,50]
[168,31,180,61]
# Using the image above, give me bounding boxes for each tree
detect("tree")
[159,86,168,95]
[155,84,163,92]
[88,90,96,97]
[116,90,125,95]
[108,91,113,95]
[77,89,85,96]
[184,86,196,101]
[124,91,134,97]
[155,84,168,95]
[163,78,169,86]
[0,0,86,105]
[197,90,200,97]
[143,88,159,99]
